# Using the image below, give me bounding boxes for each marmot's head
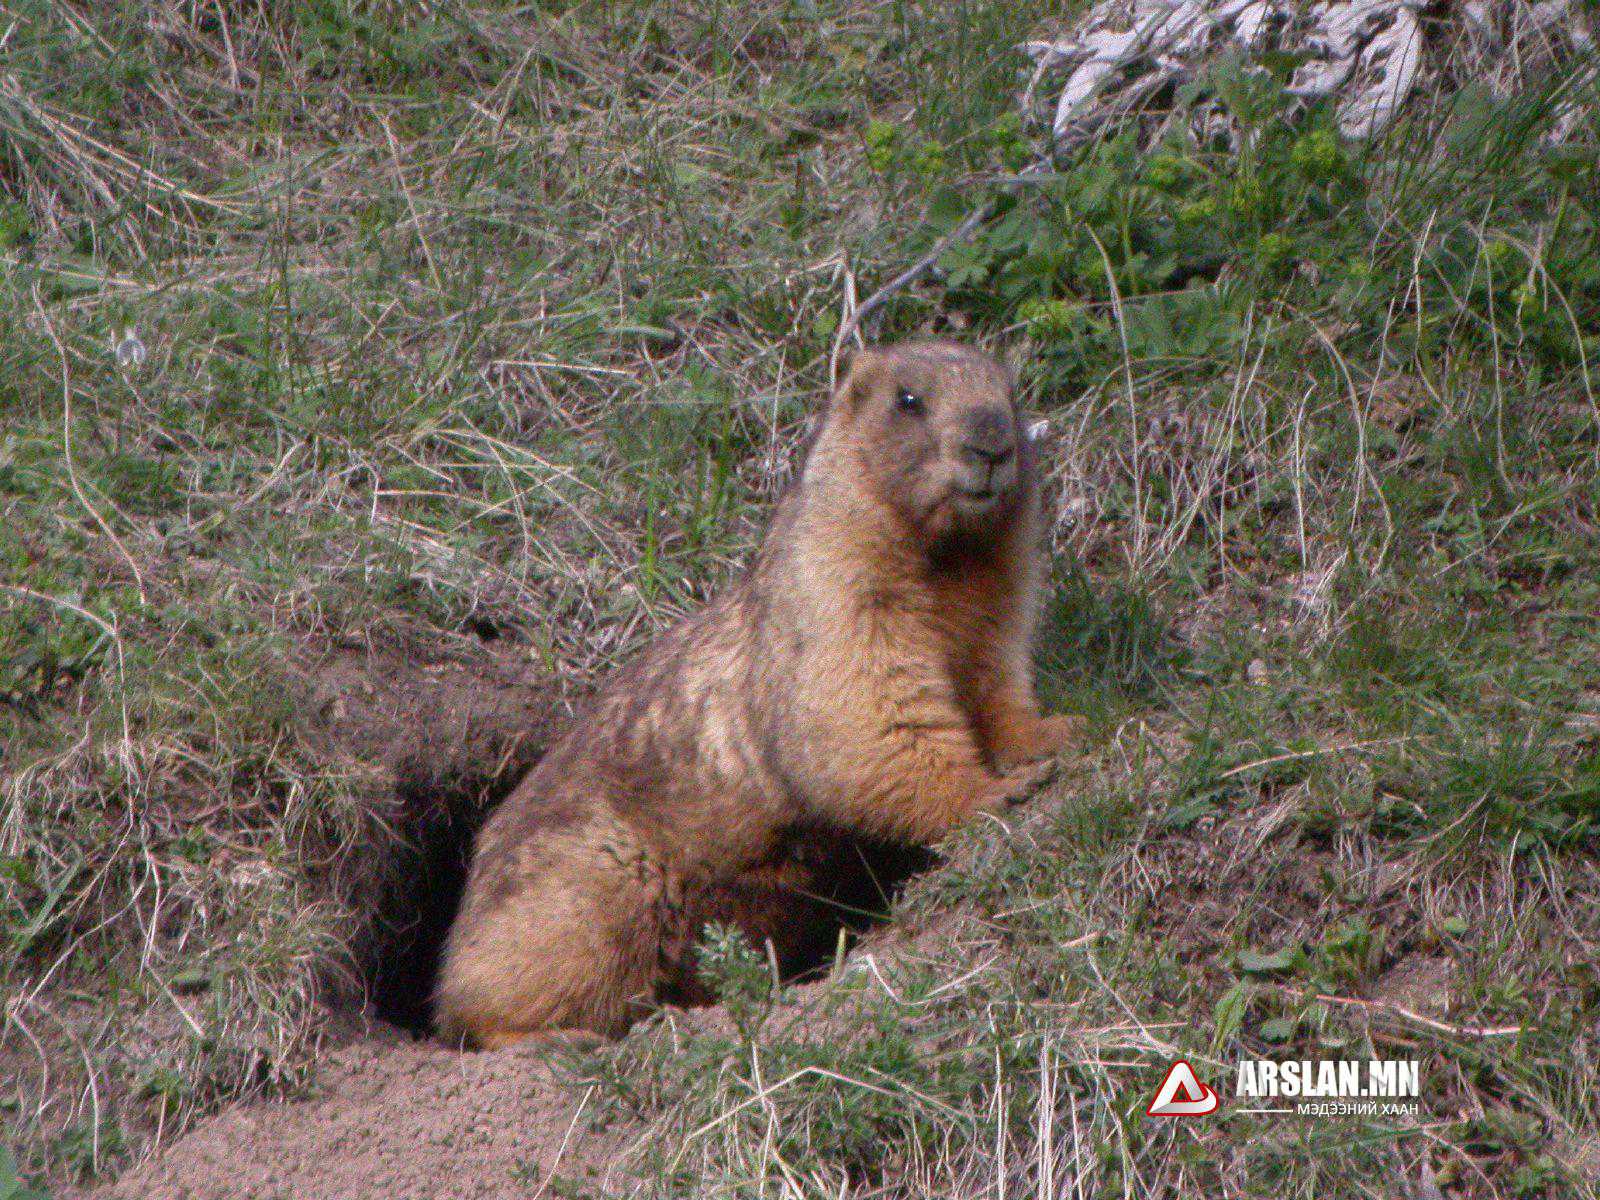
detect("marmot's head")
[828,341,1031,545]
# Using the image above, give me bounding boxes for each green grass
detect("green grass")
[2,0,1600,1195]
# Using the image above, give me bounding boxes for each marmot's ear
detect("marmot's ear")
[834,347,884,412]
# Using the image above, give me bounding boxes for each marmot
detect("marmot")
[434,340,1080,1048]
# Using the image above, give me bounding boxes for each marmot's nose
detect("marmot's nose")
[961,408,1015,468]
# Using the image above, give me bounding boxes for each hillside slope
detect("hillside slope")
[4,2,1600,1197]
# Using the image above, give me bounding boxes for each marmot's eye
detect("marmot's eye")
[895,389,925,415]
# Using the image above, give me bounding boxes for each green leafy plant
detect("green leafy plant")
[695,923,774,1041]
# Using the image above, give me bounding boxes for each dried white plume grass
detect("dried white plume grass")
[1024,0,1597,148]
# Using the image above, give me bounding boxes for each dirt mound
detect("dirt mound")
[298,634,566,806]
[90,1031,640,1200]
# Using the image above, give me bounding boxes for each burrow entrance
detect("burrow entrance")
[358,765,519,1035]
[358,773,935,1036]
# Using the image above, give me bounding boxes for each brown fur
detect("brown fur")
[434,341,1081,1048]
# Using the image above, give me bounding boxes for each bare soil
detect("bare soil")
[296,629,569,807]
[90,1028,642,1200]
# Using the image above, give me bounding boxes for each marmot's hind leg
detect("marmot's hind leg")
[433,832,668,1048]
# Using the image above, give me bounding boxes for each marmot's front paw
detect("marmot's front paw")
[994,713,1086,771]
[995,756,1059,806]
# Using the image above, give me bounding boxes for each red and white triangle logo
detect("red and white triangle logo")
[1147,1059,1220,1116]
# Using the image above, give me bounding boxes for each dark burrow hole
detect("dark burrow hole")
[657,833,938,1010]
[363,770,511,1035]
[361,774,936,1037]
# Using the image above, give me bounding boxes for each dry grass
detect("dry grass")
[2,1,1599,1196]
